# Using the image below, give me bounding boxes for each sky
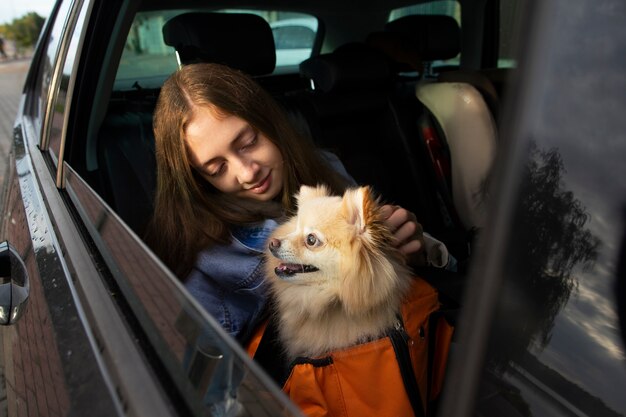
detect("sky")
[0,0,55,25]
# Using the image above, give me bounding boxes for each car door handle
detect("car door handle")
[0,241,30,325]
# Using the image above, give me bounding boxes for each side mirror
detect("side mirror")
[0,241,30,325]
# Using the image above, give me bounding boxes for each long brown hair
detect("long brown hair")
[146,63,348,278]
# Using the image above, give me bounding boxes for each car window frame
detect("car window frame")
[37,0,80,152]
[45,0,93,186]
[8,0,183,413]
[51,2,305,414]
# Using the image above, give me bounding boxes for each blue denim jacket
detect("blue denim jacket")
[184,219,277,343]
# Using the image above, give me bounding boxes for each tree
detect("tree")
[2,12,45,51]
[487,142,601,370]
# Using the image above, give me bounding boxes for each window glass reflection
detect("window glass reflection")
[33,0,72,137]
[64,166,301,416]
[477,138,626,416]
[48,4,85,165]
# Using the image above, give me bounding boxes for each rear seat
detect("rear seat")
[162,12,276,75]
[416,81,497,233]
[162,11,309,94]
[382,14,461,77]
[97,94,157,235]
[373,15,503,255]
[97,9,500,264]
[96,12,463,253]
[294,43,444,232]
[437,66,512,131]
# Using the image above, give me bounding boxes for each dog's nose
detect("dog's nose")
[269,238,281,250]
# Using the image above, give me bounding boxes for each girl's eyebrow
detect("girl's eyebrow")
[231,124,254,147]
[202,124,252,167]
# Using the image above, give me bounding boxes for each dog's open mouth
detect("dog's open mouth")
[275,263,319,277]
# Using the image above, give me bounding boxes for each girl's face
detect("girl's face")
[185,106,284,201]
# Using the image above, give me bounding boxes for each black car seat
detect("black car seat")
[294,43,445,234]
[383,14,461,77]
[162,12,315,95]
[162,12,276,75]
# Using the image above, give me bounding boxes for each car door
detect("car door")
[438,0,626,416]
[1,0,131,415]
[1,0,302,416]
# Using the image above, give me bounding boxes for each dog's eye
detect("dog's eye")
[305,233,319,247]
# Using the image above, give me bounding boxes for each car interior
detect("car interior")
[15,0,528,413]
[11,0,623,414]
[68,0,516,305]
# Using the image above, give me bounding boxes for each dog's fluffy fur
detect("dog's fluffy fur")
[265,185,414,360]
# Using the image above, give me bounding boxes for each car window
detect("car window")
[113,10,181,90]
[57,4,306,414]
[46,1,89,168]
[31,0,73,142]
[268,16,318,67]
[273,24,316,49]
[114,9,318,90]
[498,0,522,68]
[388,0,461,70]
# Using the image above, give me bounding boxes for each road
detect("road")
[0,58,29,201]
[0,57,30,417]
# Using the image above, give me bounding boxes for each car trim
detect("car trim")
[40,0,82,153]
[12,117,123,414]
[55,0,94,188]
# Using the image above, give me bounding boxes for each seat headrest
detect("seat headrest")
[366,31,423,72]
[385,15,460,61]
[417,82,497,231]
[299,43,391,93]
[438,70,500,120]
[162,12,276,75]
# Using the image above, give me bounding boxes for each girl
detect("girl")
[147,63,435,343]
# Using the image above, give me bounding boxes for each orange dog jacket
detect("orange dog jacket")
[247,276,454,417]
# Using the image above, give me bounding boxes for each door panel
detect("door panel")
[1,123,121,416]
[439,0,626,416]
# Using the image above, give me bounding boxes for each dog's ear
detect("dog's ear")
[340,186,401,314]
[342,186,377,234]
[297,184,331,204]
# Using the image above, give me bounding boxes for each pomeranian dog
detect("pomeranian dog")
[265,184,418,360]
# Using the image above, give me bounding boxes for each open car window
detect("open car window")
[59,3,306,415]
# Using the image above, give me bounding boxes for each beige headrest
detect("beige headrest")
[416,82,497,230]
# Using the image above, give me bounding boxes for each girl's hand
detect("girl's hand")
[380,205,427,266]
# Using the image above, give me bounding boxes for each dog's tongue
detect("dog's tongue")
[275,263,303,276]
[275,263,319,277]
